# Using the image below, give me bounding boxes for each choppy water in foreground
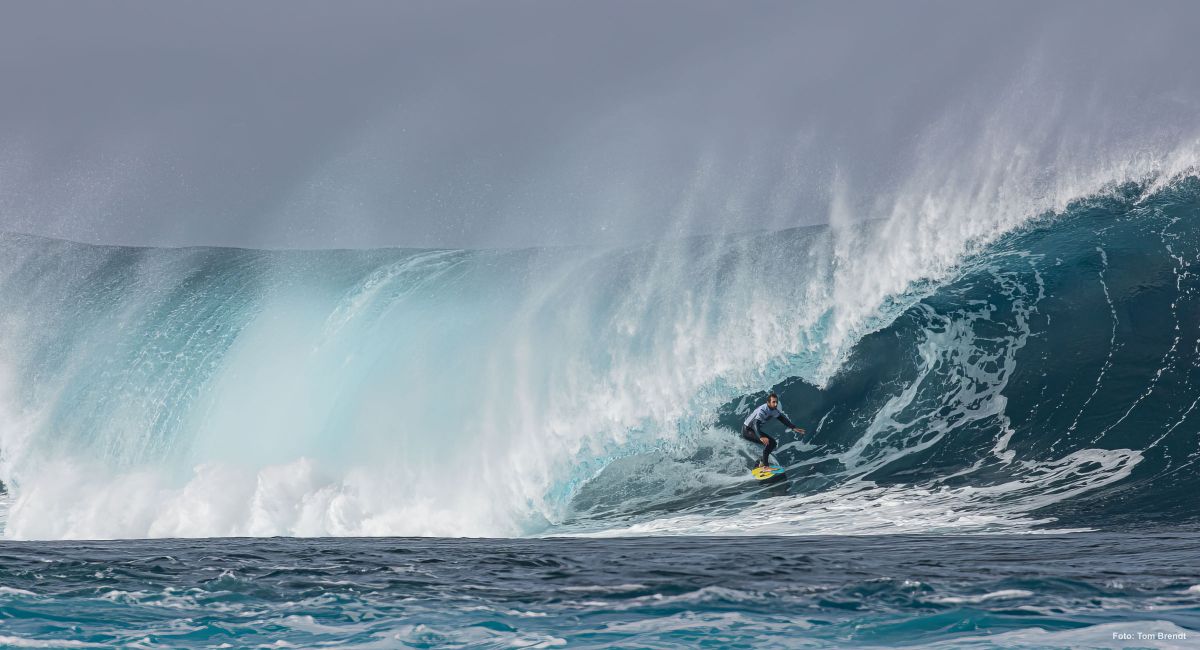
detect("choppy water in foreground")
[0,534,1196,649]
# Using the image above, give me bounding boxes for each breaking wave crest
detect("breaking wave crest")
[2,162,1200,539]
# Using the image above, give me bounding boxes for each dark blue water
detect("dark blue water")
[0,535,1196,649]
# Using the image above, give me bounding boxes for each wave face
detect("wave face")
[2,176,1200,539]
[570,179,1200,535]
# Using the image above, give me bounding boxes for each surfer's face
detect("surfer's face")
[767,397,777,408]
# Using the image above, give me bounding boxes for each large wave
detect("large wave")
[2,164,1200,539]
[569,179,1200,535]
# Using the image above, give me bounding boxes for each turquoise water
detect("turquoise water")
[0,535,1196,649]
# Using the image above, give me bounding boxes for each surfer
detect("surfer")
[742,393,805,468]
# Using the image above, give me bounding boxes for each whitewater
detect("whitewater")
[2,142,1199,540]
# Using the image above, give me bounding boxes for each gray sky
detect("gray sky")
[0,1,1197,249]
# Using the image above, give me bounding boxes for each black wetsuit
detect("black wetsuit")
[742,403,796,466]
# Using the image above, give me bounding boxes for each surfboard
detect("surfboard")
[751,465,786,482]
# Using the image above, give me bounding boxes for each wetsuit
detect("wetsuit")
[742,403,796,466]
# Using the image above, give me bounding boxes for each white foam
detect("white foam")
[0,586,39,597]
[932,589,1034,604]
[0,636,105,648]
[573,433,1140,537]
[2,457,532,539]
[895,621,1195,650]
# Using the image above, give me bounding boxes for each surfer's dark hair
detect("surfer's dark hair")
[767,393,778,400]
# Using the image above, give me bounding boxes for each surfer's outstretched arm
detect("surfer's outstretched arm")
[776,412,806,435]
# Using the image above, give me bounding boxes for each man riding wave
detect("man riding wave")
[742,392,805,468]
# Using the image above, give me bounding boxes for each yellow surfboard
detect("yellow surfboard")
[751,466,786,481]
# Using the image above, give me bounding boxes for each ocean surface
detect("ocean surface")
[0,534,1195,649]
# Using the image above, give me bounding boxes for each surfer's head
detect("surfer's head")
[767,393,778,408]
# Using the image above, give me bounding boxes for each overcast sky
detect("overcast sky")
[0,1,1197,249]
